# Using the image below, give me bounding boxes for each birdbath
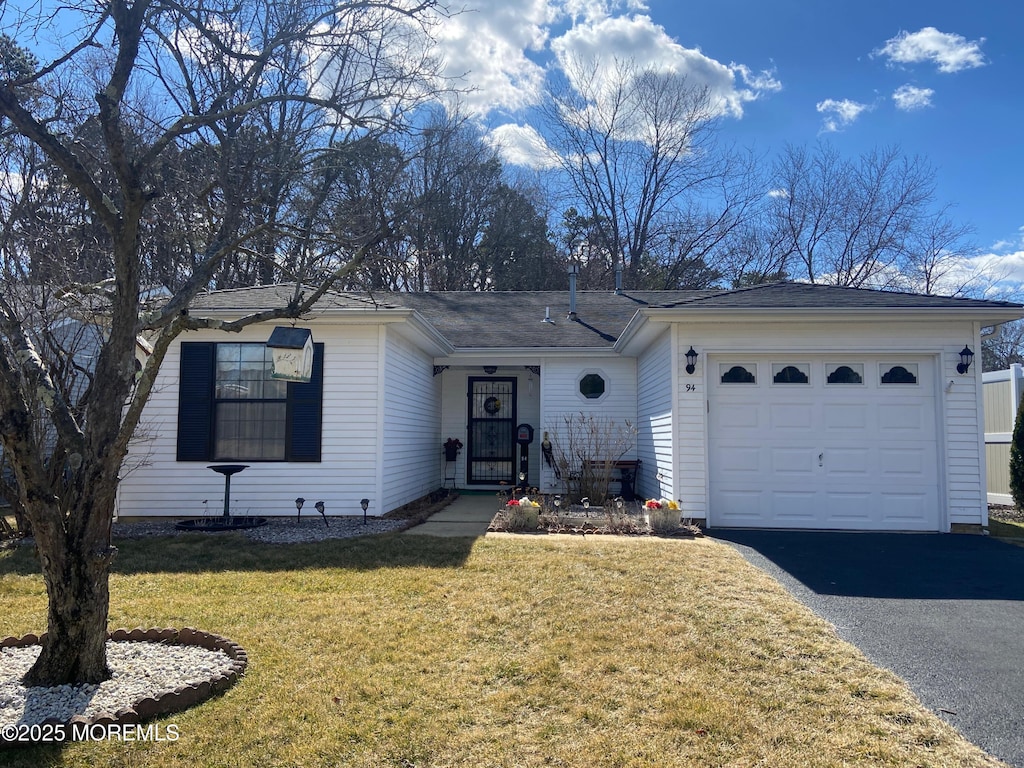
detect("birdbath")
[175,464,266,532]
[208,464,249,520]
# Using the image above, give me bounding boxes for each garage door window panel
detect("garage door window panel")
[826,364,864,385]
[720,364,756,384]
[772,363,810,384]
[880,364,919,385]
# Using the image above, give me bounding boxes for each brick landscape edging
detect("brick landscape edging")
[0,627,247,748]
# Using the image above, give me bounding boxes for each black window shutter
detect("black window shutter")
[177,342,215,460]
[287,343,324,461]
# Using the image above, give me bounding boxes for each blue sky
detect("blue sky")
[5,0,1020,289]
[429,0,1023,288]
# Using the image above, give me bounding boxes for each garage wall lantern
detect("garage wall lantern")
[956,345,974,375]
[685,346,699,375]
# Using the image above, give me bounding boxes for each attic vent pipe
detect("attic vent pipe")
[567,263,579,320]
[614,264,623,294]
[542,307,555,324]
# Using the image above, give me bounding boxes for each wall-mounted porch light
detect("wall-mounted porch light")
[483,366,497,374]
[956,345,974,375]
[685,346,699,375]
[267,326,314,382]
[360,498,370,524]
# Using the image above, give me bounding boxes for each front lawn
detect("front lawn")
[0,532,1006,767]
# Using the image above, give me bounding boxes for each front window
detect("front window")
[214,344,287,460]
[177,340,323,463]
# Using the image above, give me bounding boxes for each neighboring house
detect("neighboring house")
[116,282,1024,532]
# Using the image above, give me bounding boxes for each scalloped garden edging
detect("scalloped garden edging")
[488,509,704,537]
[0,627,247,748]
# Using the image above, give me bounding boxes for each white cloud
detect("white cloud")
[430,0,556,115]
[816,98,870,132]
[550,14,780,119]
[964,251,1024,299]
[560,0,650,25]
[424,3,780,122]
[874,27,986,73]
[731,63,783,94]
[893,84,934,111]
[485,123,562,169]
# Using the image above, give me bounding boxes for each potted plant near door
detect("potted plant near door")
[444,438,463,462]
[645,498,680,532]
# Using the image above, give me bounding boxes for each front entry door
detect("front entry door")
[467,377,517,484]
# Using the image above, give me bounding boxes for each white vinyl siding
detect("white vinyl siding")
[637,329,673,501]
[539,356,638,494]
[117,323,382,518]
[382,328,441,512]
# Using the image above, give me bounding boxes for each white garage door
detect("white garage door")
[709,356,940,531]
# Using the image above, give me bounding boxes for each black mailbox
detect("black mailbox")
[516,423,534,446]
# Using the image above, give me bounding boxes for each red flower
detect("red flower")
[507,499,520,506]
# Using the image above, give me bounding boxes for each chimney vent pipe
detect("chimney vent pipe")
[567,263,579,320]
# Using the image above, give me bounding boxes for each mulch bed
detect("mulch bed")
[989,504,1024,523]
[382,489,459,525]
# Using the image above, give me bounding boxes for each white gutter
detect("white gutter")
[187,306,455,357]
[616,305,1024,354]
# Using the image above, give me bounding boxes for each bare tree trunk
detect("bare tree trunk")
[23,497,116,686]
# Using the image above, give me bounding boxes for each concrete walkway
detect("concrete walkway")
[402,492,497,537]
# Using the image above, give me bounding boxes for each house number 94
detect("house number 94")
[685,384,697,392]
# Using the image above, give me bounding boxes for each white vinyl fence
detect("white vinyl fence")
[983,364,1024,504]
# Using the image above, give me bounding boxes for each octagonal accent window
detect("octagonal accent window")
[579,372,606,399]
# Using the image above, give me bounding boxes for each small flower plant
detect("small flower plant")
[507,495,540,508]
[645,498,680,510]
[444,438,463,451]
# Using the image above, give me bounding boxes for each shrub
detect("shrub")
[1011,392,1024,512]
[545,412,636,505]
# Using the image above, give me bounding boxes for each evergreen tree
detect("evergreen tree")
[1010,391,1024,512]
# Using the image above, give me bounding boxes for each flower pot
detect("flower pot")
[647,506,679,532]
[444,447,460,462]
[506,505,539,531]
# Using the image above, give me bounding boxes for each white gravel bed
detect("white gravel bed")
[0,641,233,728]
[110,516,408,543]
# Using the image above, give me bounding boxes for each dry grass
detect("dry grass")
[988,517,1024,546]
[0,531,1007,767]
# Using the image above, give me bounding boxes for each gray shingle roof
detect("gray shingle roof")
[379,290,703,348]
[654,281,1023,310]
[189,282,1023,350]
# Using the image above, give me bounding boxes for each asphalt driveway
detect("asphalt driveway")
[710,530,1024,767]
